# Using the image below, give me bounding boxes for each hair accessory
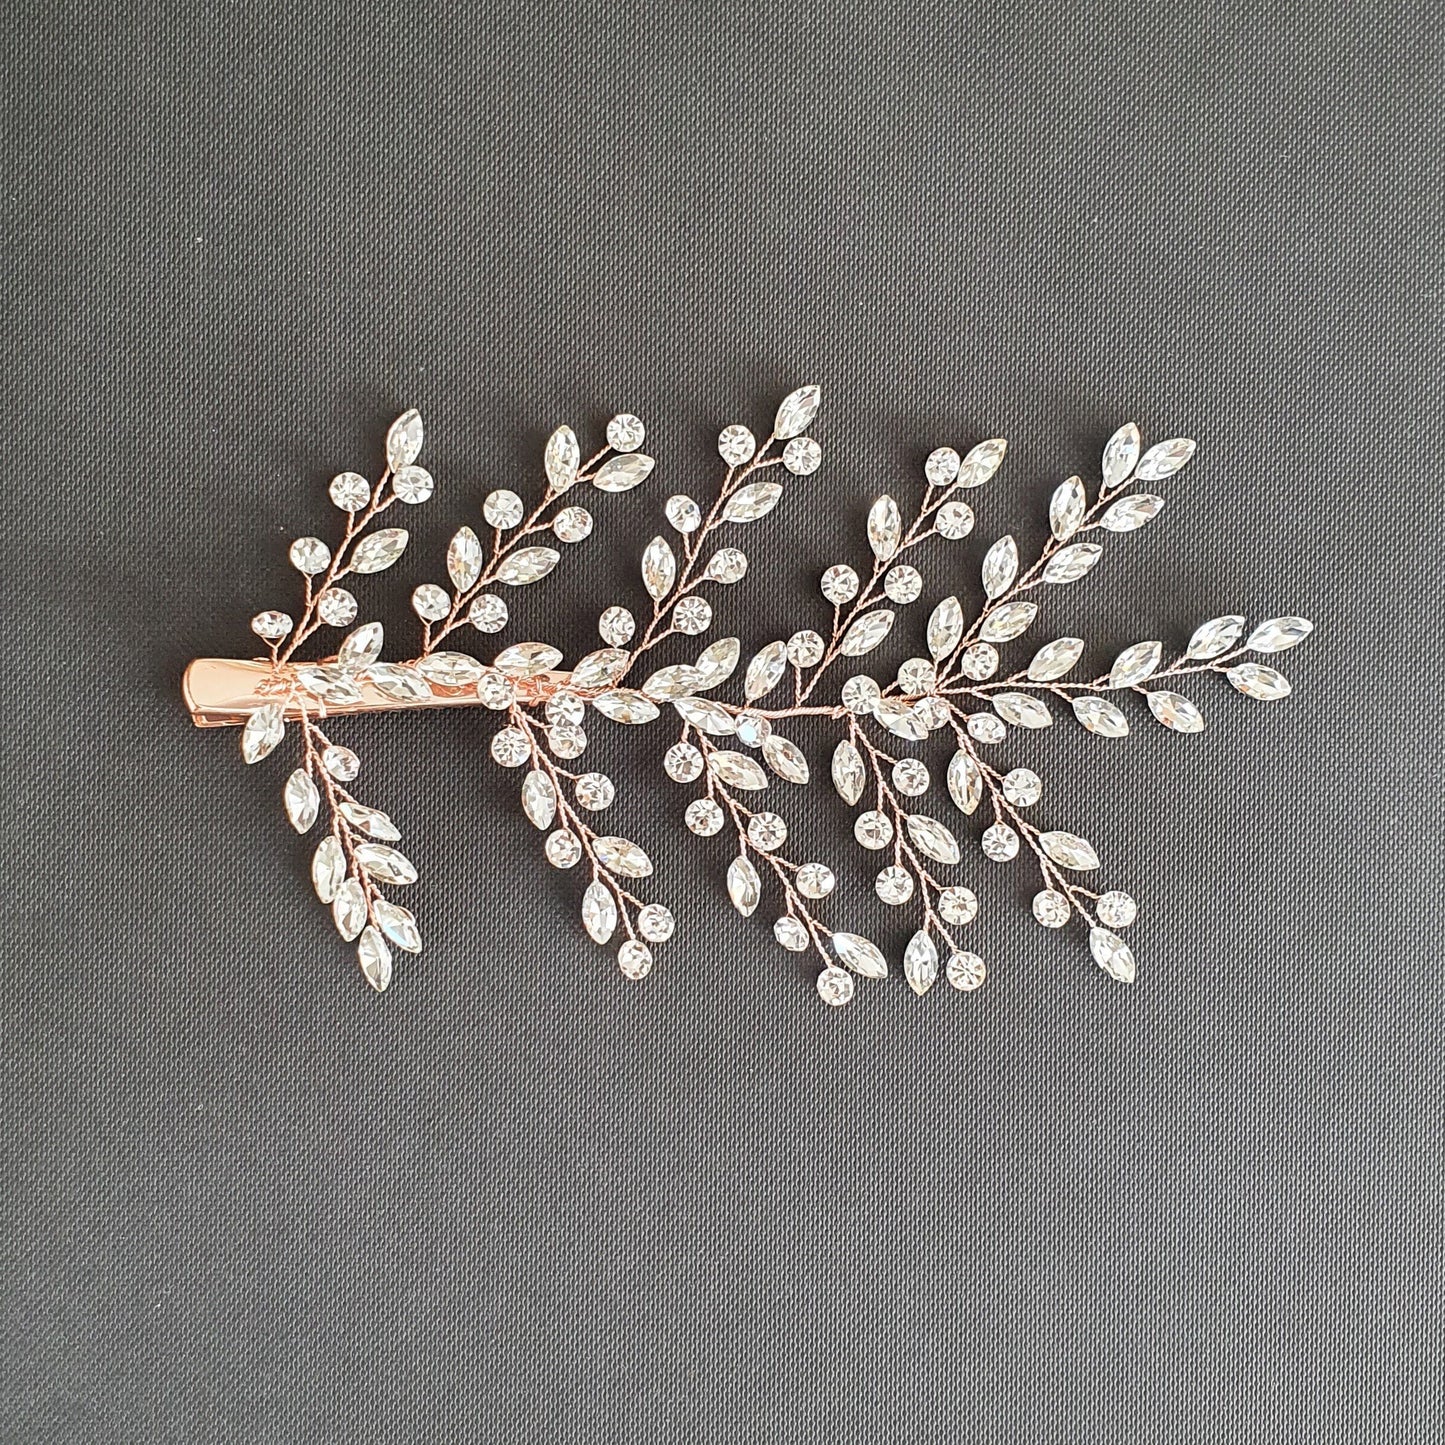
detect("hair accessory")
[183,388,1313,1002]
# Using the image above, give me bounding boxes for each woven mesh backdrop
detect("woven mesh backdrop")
[4,2,1441,1440]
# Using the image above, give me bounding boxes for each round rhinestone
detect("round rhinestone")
[468,594,508,632]
[786,630,825,667]
[553,506,593,542]
[544,828,582,868]
[841,675,880,714]
[782,436,821,474]
[548,723,587,759]
[1002,768,1042,807]
[958,643,999,680]
[490,728,530,767]
[317,589,358,627]
[774,916,809,952]
[981,823,1019,861]
[664,743,704,782]
[747,812,788,851]
[914,696,951,730]
[599,606,636,645]
[250,610,293,641]
[854,810,893,849]
[329,471,371,511]
[924,446,961,486]
[674,596,713,635]
[391,465,434,504]
[476,671,516,709]
[946,952,987,991]
[817,966,855,1006]
[1096,890,1138,929]
[637,903,675,941]
[289,537,331,575]
[891,757,930,796]
[884,565,922,604]
[546,692,585,726]
[665,494,702,532]
[821,564,859,604]
[936,501,975,540]
[734,712,771,748]
[796,863,836,898]
[967,713,1007,744]
[717,425,757,465]
[607,413,645,451]
[618,939,653,979]
[876,866,914,904]
[1032,889,1071,928]
[685,798,724,835]
[411,584,450,622]
[938,885,978,925]
[322,745,360,781]
[483,488,524,529]
[574,772,615,810]
[897,657,936,693]
[706,548,747,582]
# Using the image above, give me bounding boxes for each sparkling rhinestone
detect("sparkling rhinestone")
[637,903,675,941]
[322,745,360,781]
[706,548,747,582]
[938,886,978,925]
[891,758,930,795]
[574,771,615,810]
[734,712,771,748]
[665,742,704,782]
[607,413,645,451]
[946,952,986,990]
[876,866,914,904]
[982,823,1019,861]
[958,644,999,680]
[546,692,585,726]
[391,465,434,504]
[411,584,450,621]
[718,425,757,465]
[854,810,893,849]
[817,966,855,1006]
[968,713,1006,744]
[1002,768,1042,806]
[544,829,582,868]
[491,728,530,767]
[250,610,292,641]
[841,675,880,714]
[1096,890,1138,928]
[786,630,824,667]
[665,494,702,532]
[782,436,821,474]
[476,671,516,709]
[674,596,713,635]
[914,697,951,730]
[884,565,922,604]
[289,536,331,575]
[618,939,653,978]
[897,658,936,693]
[685,798,724,835]
[549,723,586,758]
[747,812,788,851]
[936,501,975,539]
[329,472,371,511]
[317,588,358,627]
[1033,889,1071,928]
[821,565,859,604]
[553,506,593,542]
[774,916,809,952]
[924,446,961,485]
[599,606,636,645]
[483,488,525,528]
[467,594,508,632]
[796,863,836,898]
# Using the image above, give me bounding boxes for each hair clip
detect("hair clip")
[182,387,1313,1003]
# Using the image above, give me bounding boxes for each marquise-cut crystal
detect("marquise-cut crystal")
[494,642,563,677]
[1039,830,1099,870]
[906,814,960,866]
[745,641,788,700]
[582,881,618,942]
[593,453,655,492]
[1101,493,1164,532]
[386,408,424,469]
[927,596,963,660]
[332,878,367,942]
[832,740,865,804]
[373,898,422,954]
[545,425,580,491]
[979,601,1036,643]
[1043,542,1102,584]
[1246,616,1313,653]
[354,842,417,885]
[708,750,767,790]
[1072,695,1130,737]
[1102,422,1141,487]
[571,648,629,690]
[981,535,1018,598]
[337,621,383,672]
[592,689,658,724]
[322,744,359,781]
[284,769,320,833]
[521,769,557,830]
[241,704,285,764]
[1109,640,1162,689]
[903,931,939,995]
[832,932,887,978]
[1226,663,1292,700]
[1027,637,1084,682]
[357,925,393,992]
[867,495,902,561]
[727,856,761,916]
[496,546,559,585]
[947,751,982,815]
[1049,477,1086,540]
[957,438,1006,487]
[641,535,676,600]
[594,836,652,877]
[762,734,809,784]
[417,651,485,687]
[724,482,783,522]
[1135,437,1195,480]
[1147,689,1206,731]
[350,528,408,573]
[311,835,344,904]
[992,693,1052,729]
[1090,927,1137,983]
[774,385,821,439]
[839,609,894,656]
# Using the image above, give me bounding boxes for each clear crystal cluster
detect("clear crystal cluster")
[217,389,1313,1002]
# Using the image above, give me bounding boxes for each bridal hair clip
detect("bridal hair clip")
[182,388,1313,1003]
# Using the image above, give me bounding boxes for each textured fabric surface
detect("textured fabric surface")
[3,2,1441,1440]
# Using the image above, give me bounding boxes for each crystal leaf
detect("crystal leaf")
[1072,695,1130,737]
[357,925,393,991]
[1101,494,1165,532]
[637,535,675,601]
[366,663,431,703]
[723,482,783,522]
[337,621,384,672]
[594,836,653,878]
[1246,616,1313,653]
[695,637,741,688]
[832,740,866,804]
[873,698,928,741]
[1102,422,1140,487]
[762,734,809,784]
[993,693,1052,728]
[1109,640,1162,689]
[496,547,559,586]
[1039,830,1099,870]
[284,769,320,833]
[338,802,400,840]
[240,703,285,764]
[1186,614,1246,659]
[1147,690,1206,731]
[415,651,485,687]
[906,814,961,866]
[1136,437,1196,480]
[567,648,625,691]
[774,385,821,439]
[927,596,963,660]
[903,930,940,996]
[311,834,344,904]
[867,496,902,561]
[643,664,705,700]
[979,601,1037,643]
[296,666,363,706]
[709,751,768,790]
[726,855,762,916]
[373,898,422,954]
[447,527,483,591]
[521,769,557,830]
[351,528,408,574]
[354,842,417,885]
[582,881,618,943]
[592,689,659,724]
[1027,637,1085,682]
[386,409,424,470]
[545,425,580,491]
[839,609,894,656]
[1227,663,1292,700]
[947,750,983,815]
[832,932,888,979]
[1090,927,1136,983]
[593,453,655,492]
[1043,543,1102,584]
[672,696,737,734]
[957,438,1007,488]
[1049,477,1086,541]
[494,642,563,677]
[745,641,788,700]
[332,878,367,942]
[981,536,1018,599]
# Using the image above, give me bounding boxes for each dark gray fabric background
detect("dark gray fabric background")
[3,2,1440,1440]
